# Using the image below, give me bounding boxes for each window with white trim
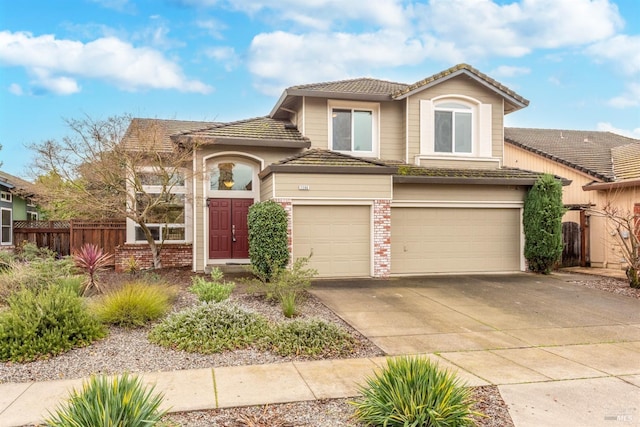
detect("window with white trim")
[419,97,492,159]
[27,211,38,221]
[0,192,12,203]
[329,101,378,156]
[435,102,472,153]
[134,170,187,243]
[1,208,11,245]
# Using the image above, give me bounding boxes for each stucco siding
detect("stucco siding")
[274,173,392,199]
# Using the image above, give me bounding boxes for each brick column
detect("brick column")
[273,198,293,260]
[373,199,391,278]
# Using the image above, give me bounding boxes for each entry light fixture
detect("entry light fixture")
[223,180,234,188]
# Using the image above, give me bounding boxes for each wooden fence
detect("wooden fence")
[13,220,126,265]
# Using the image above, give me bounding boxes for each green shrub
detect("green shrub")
[46,373,167,426]
[248,201,290,282]
[91,282,175,328]
[0,258,80,303]
[0,250,14,271]
[149,302,268,353]
[280,292,298,318]
[264,319,356,358]
[15,242,57,262]
[524,173,565,274]
[351,356,480,427]
[189,268,235,303]
[0,285,106,362]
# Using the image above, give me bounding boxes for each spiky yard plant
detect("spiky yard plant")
[351,356,481,427]
[72,243,113,295]
[91,281,175,328]
[46,373,167,426]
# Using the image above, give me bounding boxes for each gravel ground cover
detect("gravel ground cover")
[4,268,634,426]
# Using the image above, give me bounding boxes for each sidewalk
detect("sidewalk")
[2,346,640,427]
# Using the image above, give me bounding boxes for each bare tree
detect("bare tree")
[30,115,197,269]
[591,202,640,288]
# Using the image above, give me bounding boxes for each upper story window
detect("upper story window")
[329,100,379,157]
[419,97,492,159]
[0,192,12,203]
[1,208,11,245]
[435,102,472,153]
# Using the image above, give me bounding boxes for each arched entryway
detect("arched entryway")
[205,155,261,262]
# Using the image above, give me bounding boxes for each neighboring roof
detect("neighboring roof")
[172,116,311,148]
[0,170,37,196]
[611,143,640,180]
[271,63,528,117]
[122,118,217,152]
[393,164,567,186]
[505,127,640,182]
[259,149,397,178]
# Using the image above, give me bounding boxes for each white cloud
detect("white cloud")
[607,82,640,108]
[491,66,530,77]
[196,19,227,39]
[597,122,640,139]
[587,35,640,75]
[0,31,212,95]
[415,0,622,60]
[8,83,23,95]
[248,30,430,95]
[205,46,240,71]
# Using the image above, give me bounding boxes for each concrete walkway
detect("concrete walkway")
[1,270,639,426]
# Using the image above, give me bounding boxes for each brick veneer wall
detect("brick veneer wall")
[273,198,293,261]
[373,199,391,278]
[114,243,193,272]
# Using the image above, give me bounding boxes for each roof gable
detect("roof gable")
[612,143,640,180]
[505,127,640,182]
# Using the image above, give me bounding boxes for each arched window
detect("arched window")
[434,101,473,154]
[209,162,253,191]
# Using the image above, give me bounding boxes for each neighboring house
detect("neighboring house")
[504,128,640,270]
[0,170,38,248]
[121,63,552,277]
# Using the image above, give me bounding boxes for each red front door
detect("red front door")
[208,198,252,259]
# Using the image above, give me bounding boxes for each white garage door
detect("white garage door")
[391,207,521,274]
[293,205,370,277]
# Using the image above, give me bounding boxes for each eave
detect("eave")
[393,175,565,186]
[172,135,311,149]
[259,164,397,179]
[582,178,640,191]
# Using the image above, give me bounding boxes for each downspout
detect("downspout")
[191,148,197,272]
[405,97,409,164]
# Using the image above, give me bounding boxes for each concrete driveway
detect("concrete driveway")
[310,272,640,426]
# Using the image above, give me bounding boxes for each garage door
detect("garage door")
[391,207,521,274]
[293,205,370,277]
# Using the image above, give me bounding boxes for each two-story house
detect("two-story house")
[121,64,549,277]
[0,170,38,249]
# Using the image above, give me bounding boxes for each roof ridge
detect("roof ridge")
[290,77,408,91]
[277,148,391,167]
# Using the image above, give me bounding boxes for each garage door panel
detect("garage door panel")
[293,206,370,277]
[391,208,520,274]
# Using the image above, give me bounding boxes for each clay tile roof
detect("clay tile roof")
[276,149,392,167]
[505,127,640,182]
[122,118,217,152]
[612,143,640,180]
[178,116,310,143]
[289,78,408,96]
[392,63,529,107]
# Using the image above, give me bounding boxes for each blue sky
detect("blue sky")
[1,0,638,177]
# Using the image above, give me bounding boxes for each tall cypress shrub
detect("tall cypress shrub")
[248,201,290,281]
[523,174,565,274]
